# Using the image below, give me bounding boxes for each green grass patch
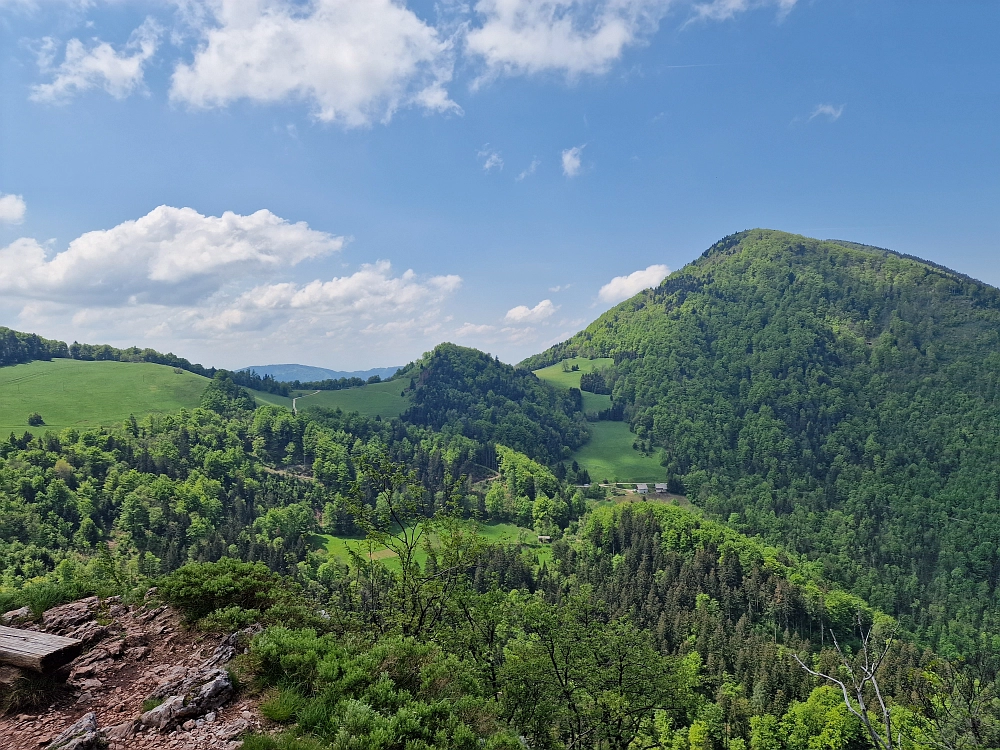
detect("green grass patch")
[291,380,410,419]
[532,357,614,390]
[0,359,210,436]
[315,522,551,570]
[570,421,665,484]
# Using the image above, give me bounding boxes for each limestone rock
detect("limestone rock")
[139,669,234,730]
[102,720,138,741]
[1,605,33,626]
[47,712,99,750]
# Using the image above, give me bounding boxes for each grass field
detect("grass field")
[534,357,613,417]
[532,357,614,390]
[570,421,665,483]
[315,521,552,570]
[0,359,211,436]
[290,380,411,419]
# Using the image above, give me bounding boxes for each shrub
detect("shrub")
[27,412,44,426]
[158,558,297,624]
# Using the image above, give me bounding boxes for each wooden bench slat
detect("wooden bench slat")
[0,625,83,673]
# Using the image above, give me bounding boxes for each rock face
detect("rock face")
[46,712,99,750]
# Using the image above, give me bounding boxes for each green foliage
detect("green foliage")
[248,627,510,749]
[0,672,68,715]
[0,326,68,366]
[26,412,44,427]
[200,373,257,414]
[399,343,588,463]
[525,229,1000,650]
[158,558,312,628]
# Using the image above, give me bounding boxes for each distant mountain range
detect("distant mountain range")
[239,364,402,382]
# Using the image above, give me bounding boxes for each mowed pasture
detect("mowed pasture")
[534,358,662,482]
[570,421,665,484]
[533,357,613,417]
[0,359,210,435]
[290,380,411,419]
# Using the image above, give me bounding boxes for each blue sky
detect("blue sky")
[1,0,998,369]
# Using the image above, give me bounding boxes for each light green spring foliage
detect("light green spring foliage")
[523,229,1000,652]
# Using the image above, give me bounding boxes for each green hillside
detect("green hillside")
[292,379,410,419]
[0,359,209,434]
[523,229,1000,650]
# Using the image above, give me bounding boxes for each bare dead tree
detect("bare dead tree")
[792,614,898,750]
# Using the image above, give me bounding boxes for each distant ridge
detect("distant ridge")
[239,364,402,383]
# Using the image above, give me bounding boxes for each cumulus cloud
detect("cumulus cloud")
[0,205,463,366]
[504,298,557,323]
[809,103,845,121]
[0,205,343,305]
[0,194,27,224]
[170,0,457,127]
[31,18,160,103]
[561,145,584,177]
[690,0,796,22]
[466,0,671,79]
[478,145,504,172]
[598,263,669,303]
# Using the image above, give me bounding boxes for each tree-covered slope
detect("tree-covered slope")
[399,343,589,464]
[522,229,1000,651]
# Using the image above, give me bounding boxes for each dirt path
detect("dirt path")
[291,390,320,415]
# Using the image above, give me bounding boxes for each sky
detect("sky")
[1,0,998,370]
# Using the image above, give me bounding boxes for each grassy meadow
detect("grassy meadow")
[532,357,614,389]
[570,421,665,484]
[289,379,410,419]
[0,359,210,435]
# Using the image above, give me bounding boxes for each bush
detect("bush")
[27,412,44,426]
[158,558,316,628]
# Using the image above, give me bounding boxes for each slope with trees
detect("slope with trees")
[522,229,1000,651]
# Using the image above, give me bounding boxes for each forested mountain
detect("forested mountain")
[523,229,1000,652]
[399,343,589,464]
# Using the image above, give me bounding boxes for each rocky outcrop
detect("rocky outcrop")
[46,712,99,750]
[0,596,263,750]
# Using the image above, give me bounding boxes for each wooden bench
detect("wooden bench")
[0,625,83,673]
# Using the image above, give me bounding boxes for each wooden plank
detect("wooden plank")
[0,625,83,673]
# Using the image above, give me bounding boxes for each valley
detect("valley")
[3,230,1000,749]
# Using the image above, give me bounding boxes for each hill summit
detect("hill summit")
[523,229,1000,649]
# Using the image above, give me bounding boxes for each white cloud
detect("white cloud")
[690,0,796,22]
[0,194,26,224]
[598,263,669,303]
[517,157,540,181]
[31,18,160,103]
[561,145,584,177]
[2,207,462,367]
[0,205,343,305]
[478,145,504,172]
[504,298,557,323]
[455,322,496,336]
[466,0,671,79]
[809,103,845,121]
[170,0,458,127]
